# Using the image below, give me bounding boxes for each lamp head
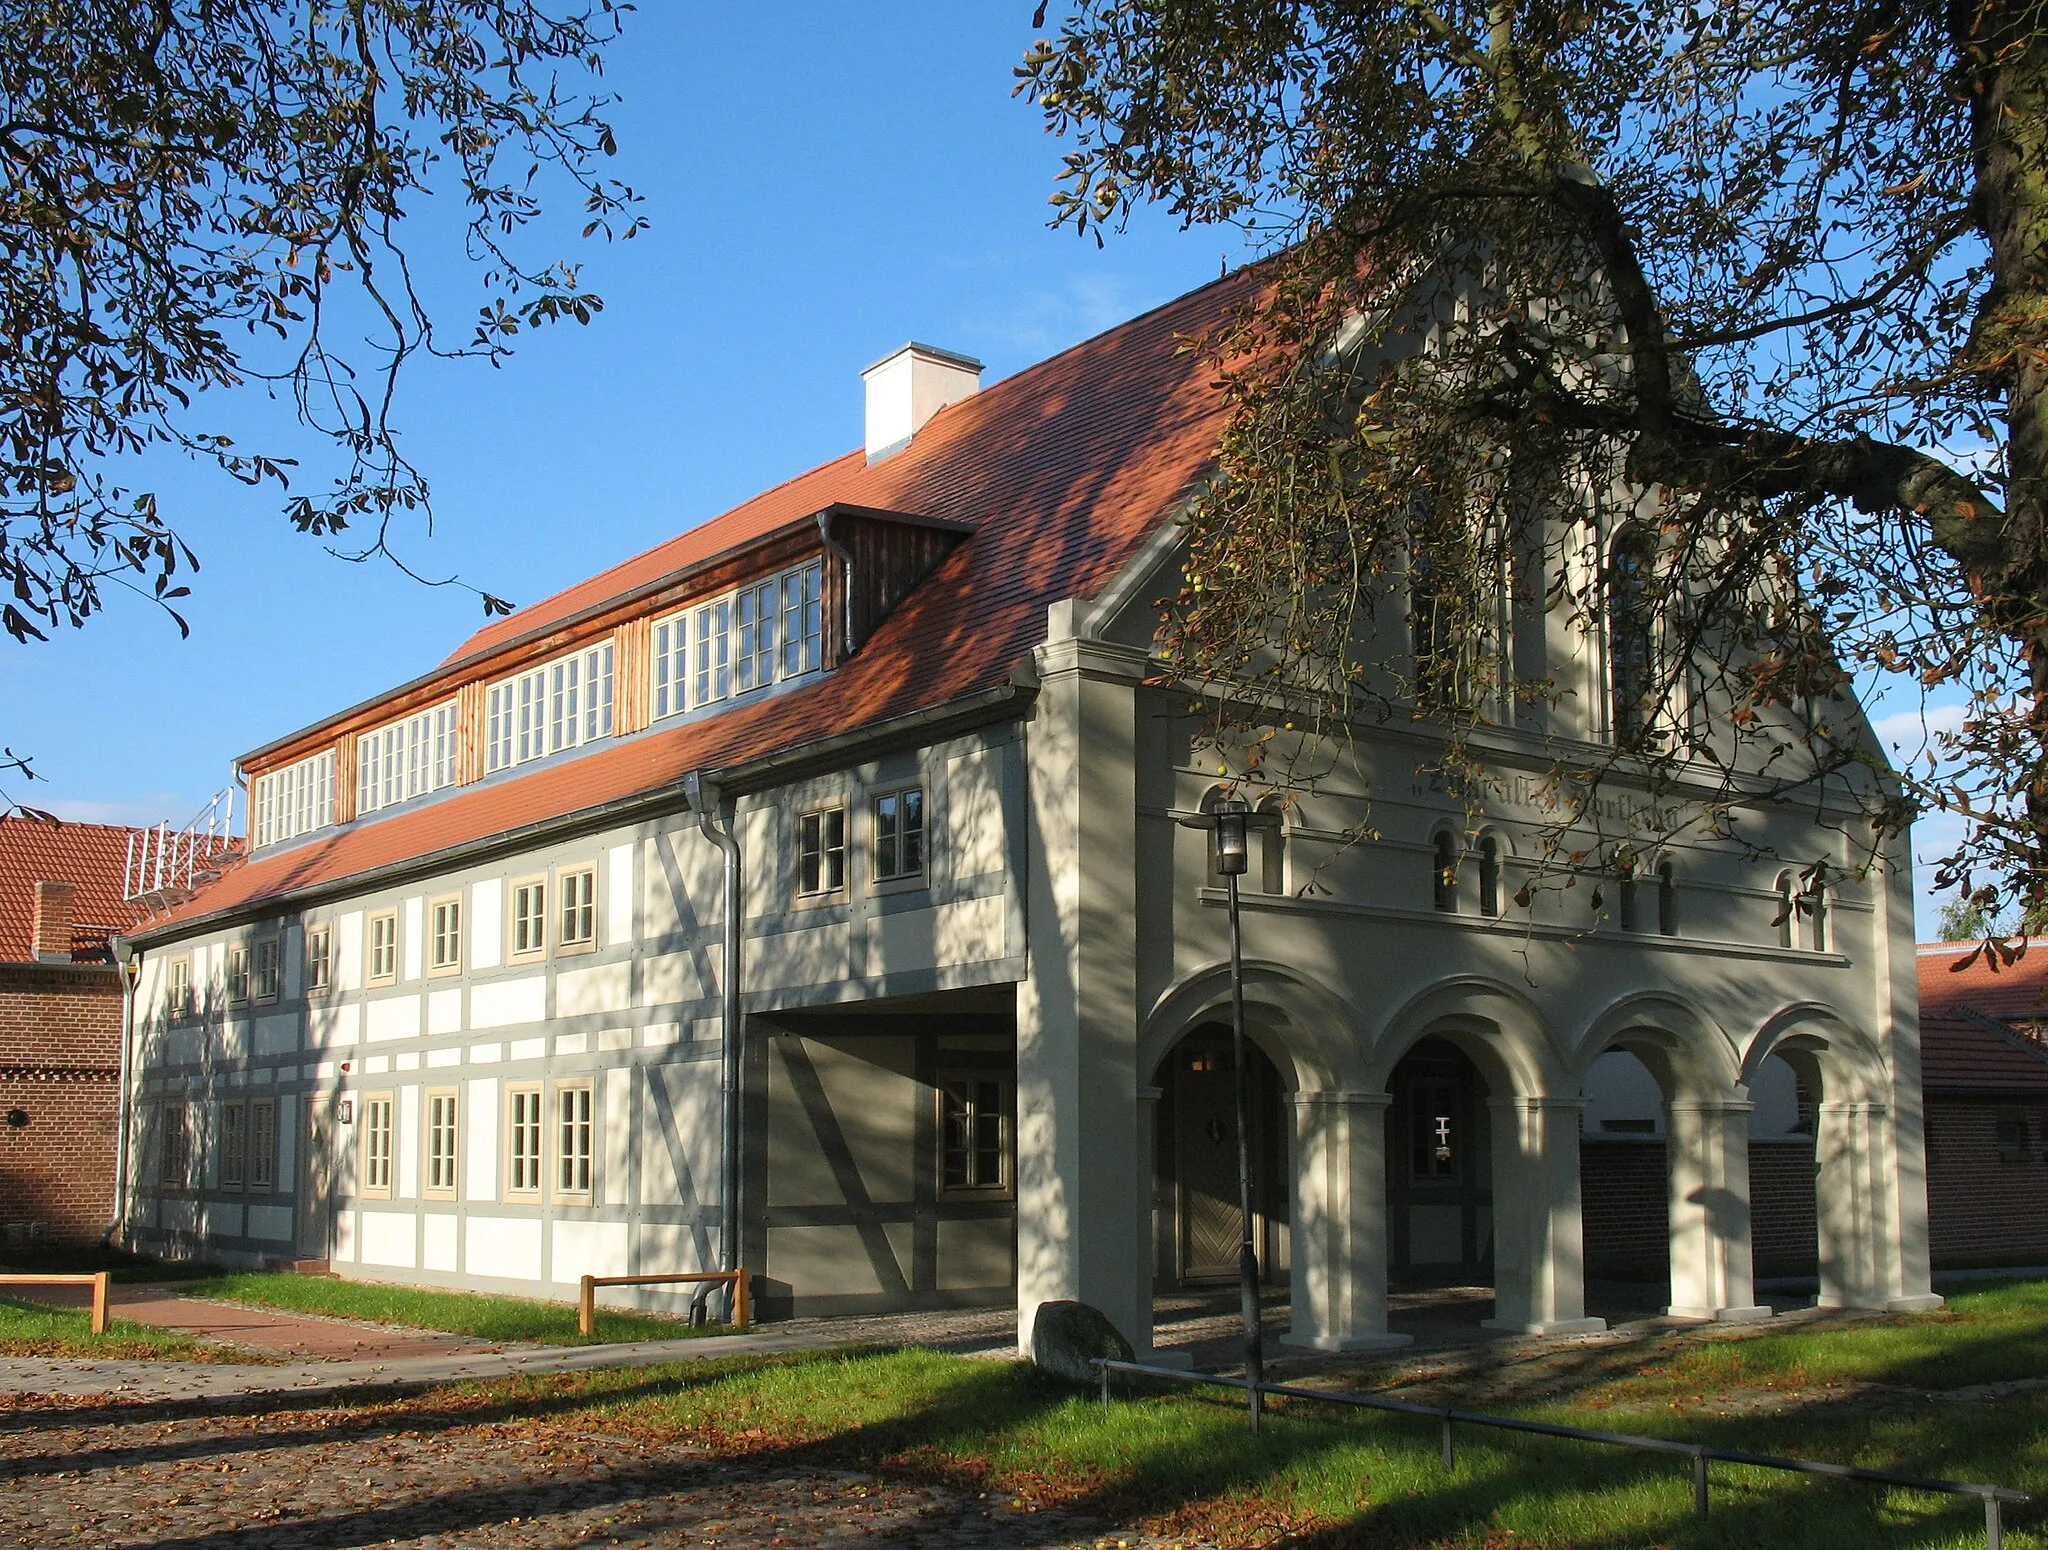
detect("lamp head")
[1211,796,1251,876]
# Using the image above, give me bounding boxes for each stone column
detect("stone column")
[1816,1099,1936,1310]
[1482,1096,1607,1335]
[1281,1090,1412,1352]
[1665,1097,1771,1322]
[1015,612,1154,1356]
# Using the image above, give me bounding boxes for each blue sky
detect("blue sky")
[0,4,1960,936]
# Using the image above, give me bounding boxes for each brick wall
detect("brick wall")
[1926,1095,2048,1267]
[0,961,123,1243]
[1580,1137,1820,1280]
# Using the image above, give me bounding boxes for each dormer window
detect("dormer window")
[358,701,458,814]
[486,642,615,774]
[652,558,825,721]
[251,750,335,848]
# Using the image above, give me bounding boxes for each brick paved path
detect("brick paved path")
[0,1397,1181,1549]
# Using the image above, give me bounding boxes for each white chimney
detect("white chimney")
[862,342,983,461]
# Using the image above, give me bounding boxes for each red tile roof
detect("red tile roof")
[149,267,1257,932]
[0,818,143,961]
[1919,939,2048,1093]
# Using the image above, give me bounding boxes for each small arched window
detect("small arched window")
[1774,871,1795,948]
[1479,833,1503,918]
[1809,869,1829,952]
[1257,796,1287,896]
[1432,830,1460,913]
[1609,525,1656,750]
[1616,861,1639,932]
[1657,861,1677,936]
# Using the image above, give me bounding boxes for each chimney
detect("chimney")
[862,342,982,462]
[32,880,75,963]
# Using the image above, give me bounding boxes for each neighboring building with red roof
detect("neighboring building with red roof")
[0,818,146,1244]
[121,271,1942,1350]
[1917,940,2048,1266]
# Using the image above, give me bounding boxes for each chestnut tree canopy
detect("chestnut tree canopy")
[1020,0,2046,941]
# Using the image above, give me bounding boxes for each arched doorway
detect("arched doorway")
[1153,1025,1289,1288]
[1386,1038,1494,1285]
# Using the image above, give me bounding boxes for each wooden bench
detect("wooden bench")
[577,1269,749,1337]
[0,1272,111,1334]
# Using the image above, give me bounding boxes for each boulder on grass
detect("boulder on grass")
[1029,1299,1134,1385]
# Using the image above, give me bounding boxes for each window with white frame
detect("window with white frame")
[253,937,280,1002]
[220,1101,247,1188]
[249,1099,276,1191]
[252,750,335,848]
[160,1104,191,1189]
[558,867,596,951]
[357,701,459,815]
[425,1089,459,1196]
[305,924,332,994]
[361,1094,394,1197]
[429,895,463,975]
[510,878,547,959]
[556,1084,593,1196]
[367,910,398,984]
[939,1074,1011,1194]
[507,1086,544,1194]
[485,643,614,774]
[872,786,926,883]
[226,945,250,1005]
[166,957,193,1021]
[798,806,847,896]
[651,558,825,721]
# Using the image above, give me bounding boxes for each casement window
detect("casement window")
[651,558,825,721]
[305,924,332,994]
[166,957,194,1021]
[485,643,615,774]
[357,701,459,815]
[226,946,251,1005]
[939,1074,1011,1194]
[798,806,847,897]
[507,1086,544,1194]
[558,866,596,952]
[429,896,463,976]
[249,1099,277,1191]
[253,938,281,1002]
[872,786,926,884]
[361,1094,395,1198]
[424,1089,460,1196]
[367,910,399,984]
[220,1101,247,1188]
[556,1083,594,1198]
[251,750,335,848]
[160,1104,191,1189]
[510,878,547,960]
[1431,832,1459,913]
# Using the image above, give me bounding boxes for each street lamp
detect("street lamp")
[1180,792,1281,1432]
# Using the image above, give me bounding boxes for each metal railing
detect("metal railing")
[123,788,238,904]
[1094,1358,2029,1549]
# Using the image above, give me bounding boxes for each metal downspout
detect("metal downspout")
[107,942,139,1247]
[684,771,744,1304]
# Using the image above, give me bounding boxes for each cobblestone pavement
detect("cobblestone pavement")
[0,1398,1185,1549]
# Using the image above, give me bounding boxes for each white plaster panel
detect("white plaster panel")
[403,896,425,982]
[427,988,463,1036]
[758,920,850,987]
[465,1216,542,1282]
[427,1047,463,1068]
[948,748,1005,880]
[366,995,421,1043]
[639,950,712,1008]
[641,837,679,937]
[596,1028,632,1052]
[397,1053,419,1071]
[399,1085,421,1199]
[365,1056,390,1074]
[253,1013,299,1057]
[469,1044,502,1064]
[337,912,364,991]
[360,1210,418,1268]
[202,1202,244,1240]
[471,977,546,1029]
[333,1208,358,1262]
[551,1219,630,1283]
[308,1001,360,1050]
[603,1068,632,1207]
[870,894,1003,978]
[276,1094,298,1183]
[936,1217,1013,1290]
[508,1037,546,1062]
[642,1022,681,1047]
[608,844,634,946]
[640,1062,720,1207]
[466,1078,499,1202]
[470,880,503,971]
[423,1212,459,1272]
[246,1204,294,1242]
[557,961,631,1018]
[555,1032,590,1056]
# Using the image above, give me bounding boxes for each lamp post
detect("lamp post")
[1181,793,1279,1432]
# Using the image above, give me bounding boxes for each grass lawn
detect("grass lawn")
[177,1271,737,1345]
[0,1294,217,1360]
[386,1280,2048,1549]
